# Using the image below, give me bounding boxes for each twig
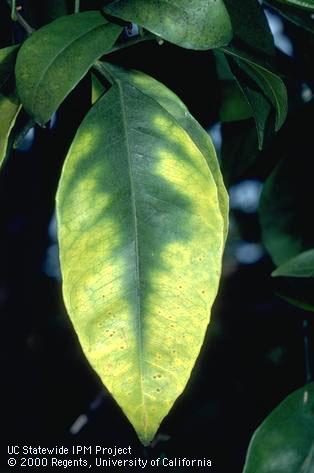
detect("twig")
[303,318,312,383]
[7,0,34,35]
[11,0,16,20]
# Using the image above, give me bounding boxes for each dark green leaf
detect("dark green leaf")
[104,0,233,50]
[220,81,253,122]
[243,384,314,473]
[223,0,275,66]
[266,0,314,32]
[273,249,314,278]
[259,144,314,266]
[226,56,273,149]
[221,120,259,185]
[215,51,252,123]
[224,49,288,134]
[91,73,106,104]
[273,277,314,312]
[56,65,226,445]
[272,250,314,312]
[276,0,314,10]
[15,12,123,124]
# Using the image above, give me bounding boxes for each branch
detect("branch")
[74,0,80,13]
[7,0,34,35]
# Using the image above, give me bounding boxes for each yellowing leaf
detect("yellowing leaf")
[96,62,229,242]
[104,0,233,50]
[15,12,122,124]
[56,68,226,444]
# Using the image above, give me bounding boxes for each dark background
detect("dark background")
[1,1,314,471]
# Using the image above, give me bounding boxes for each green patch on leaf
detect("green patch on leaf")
[104,0,233,50]
[15,11,123,125]
[56,66,226,445]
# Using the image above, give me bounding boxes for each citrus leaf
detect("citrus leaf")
[226,56,273,150]
[219,81,253,122]
[272,277,314,312]
[243,383,314,473]
[272,249,314,278]
[266,0,314,32]
[0,92,21,169]
[223,49,288,134]
[103,0,233,50]
[96,62,229,242]
[223,0,275,65]
[0,45,19,89]
[277,0,314,10]
[56,68,226,445]
[91,73,106,104]
[271,250,314,311]
[15,12,123,125]
[221,120,259,186]
[259,143,314,266]
[215,50,253,123]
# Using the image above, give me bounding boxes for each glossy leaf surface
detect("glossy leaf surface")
[15,12,122,124]
[57,68,226,444]
[243,384,314,473]
[104,0,233,50]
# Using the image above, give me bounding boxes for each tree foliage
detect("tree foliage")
[0,0,313,467]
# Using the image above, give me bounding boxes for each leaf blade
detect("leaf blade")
[56,70,226,444]
[15,12,122,124]
[272,249,314,278]
[243,384,314,473]
[99,62,229,243]
[104,0,233,50]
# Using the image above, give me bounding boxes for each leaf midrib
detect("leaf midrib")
[116,79,147,431]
